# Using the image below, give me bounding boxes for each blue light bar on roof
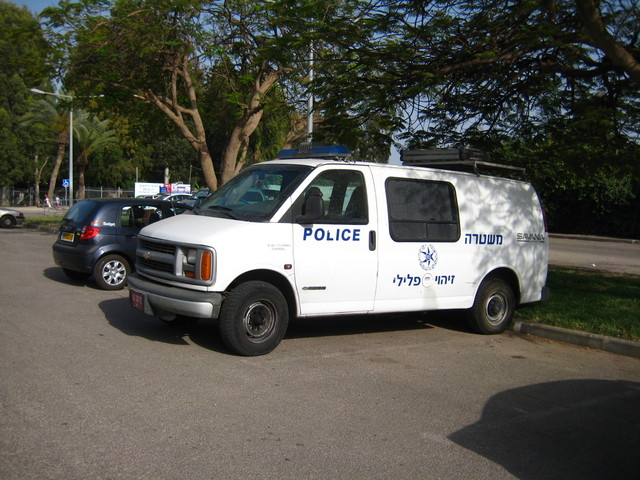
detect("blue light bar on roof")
[276,144,351,159]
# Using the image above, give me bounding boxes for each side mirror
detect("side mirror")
[295,189,324,223]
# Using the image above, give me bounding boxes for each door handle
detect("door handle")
[369,230,376,251]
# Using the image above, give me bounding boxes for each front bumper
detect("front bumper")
[128,273,223,319]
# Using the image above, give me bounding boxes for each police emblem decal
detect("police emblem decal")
[418,244,438,271]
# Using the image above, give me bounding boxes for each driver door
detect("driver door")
[292,167,378,315]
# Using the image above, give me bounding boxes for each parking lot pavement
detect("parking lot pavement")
[1,229,640,480]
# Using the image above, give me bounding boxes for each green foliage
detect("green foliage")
[7,0,638,239]
[516,268,640,341]
[0,1,52,86]
[0,2,53,187]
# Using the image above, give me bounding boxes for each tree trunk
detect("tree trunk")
[47,141,67,201]
[34,154,48,207]
[220,69,280,186]
[221,108,264,185]
[77,156,87,200]
[199,147,217,192]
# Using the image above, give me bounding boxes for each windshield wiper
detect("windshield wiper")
[201,205,238,219]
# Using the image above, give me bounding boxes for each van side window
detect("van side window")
[386,178,459,242]
[299,170,368,224]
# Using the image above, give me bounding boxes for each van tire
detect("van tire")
[93,254,130,290]
[467,277,515,334]
[219,281,289,356]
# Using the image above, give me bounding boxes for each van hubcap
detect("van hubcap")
[243,301,276,342]
[485,293,507,325]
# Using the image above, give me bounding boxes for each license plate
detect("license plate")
[130,290,144,311]
[61,232,74,242]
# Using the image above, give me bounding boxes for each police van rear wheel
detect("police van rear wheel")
[467,277,515,334]
[219,281,289,356]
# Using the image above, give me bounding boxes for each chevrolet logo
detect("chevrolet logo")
[141,250,152,260]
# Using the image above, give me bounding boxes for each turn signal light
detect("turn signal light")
[200,251,212,281]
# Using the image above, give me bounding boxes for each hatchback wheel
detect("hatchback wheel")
[93,254,130,290]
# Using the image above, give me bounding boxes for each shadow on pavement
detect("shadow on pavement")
[99,297,227,351]
[99,296,475,354]
[448,379,640,479]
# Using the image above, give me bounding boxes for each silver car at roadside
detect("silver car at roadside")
[0,207,25,228]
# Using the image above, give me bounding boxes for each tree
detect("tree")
[0,1,51,86]
[73,112,118,199]
[576,0,640,83]
[312,0,639,145]
[42,0,317,190]
[0,1,52,192]
[20,95,72,201]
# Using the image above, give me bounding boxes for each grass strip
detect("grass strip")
[25,216,65,228]
[516,268,640,341]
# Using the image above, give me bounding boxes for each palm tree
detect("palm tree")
[74,113,118,200]
[20,95,77,202]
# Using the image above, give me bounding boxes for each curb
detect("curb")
[511,321,640,359]
[549,233,639,244]
[24,223,59,234]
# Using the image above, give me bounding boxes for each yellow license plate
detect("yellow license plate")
[61,232,75,242]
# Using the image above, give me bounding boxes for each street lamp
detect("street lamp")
[30,88,74,207]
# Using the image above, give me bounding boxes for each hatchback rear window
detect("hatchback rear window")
[63,200,98,223]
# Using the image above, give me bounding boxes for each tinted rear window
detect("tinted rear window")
[63,200,98,223]
[386,178,460,242]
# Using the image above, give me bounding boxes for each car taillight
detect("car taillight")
[80,226,100,239]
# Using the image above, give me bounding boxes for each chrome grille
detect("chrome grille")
[137,257,173,273]
[139,238,176,255]
[135,235,215,286]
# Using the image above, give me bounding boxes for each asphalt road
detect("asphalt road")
[1,229,640,480]
[549,235,640,275]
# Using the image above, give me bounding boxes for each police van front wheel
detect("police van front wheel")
[467,277,515,334]
[219,281,289,356]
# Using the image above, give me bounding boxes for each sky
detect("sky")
[17,0,58,14]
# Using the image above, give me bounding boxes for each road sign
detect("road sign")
[62,179,70,188]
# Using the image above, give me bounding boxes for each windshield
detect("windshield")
[197,164,312,221]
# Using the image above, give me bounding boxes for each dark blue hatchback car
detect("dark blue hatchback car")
[52,198,191,290]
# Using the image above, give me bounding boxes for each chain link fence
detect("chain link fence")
[0,186,134,207]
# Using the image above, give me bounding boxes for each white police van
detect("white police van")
[128,145,548,355]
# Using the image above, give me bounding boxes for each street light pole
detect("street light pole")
[307,43,314,142]
[30,88,74,207]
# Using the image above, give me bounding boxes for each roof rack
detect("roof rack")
[401,148,525,176]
